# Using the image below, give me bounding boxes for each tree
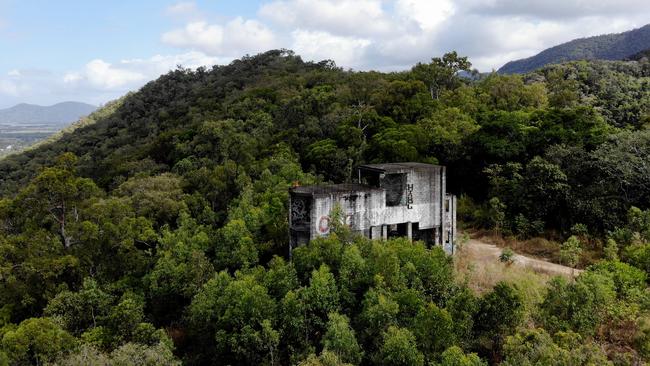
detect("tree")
[537,272,616,336]
[16,153,100,249]
[411,302,454,360]
[376,326,424,366]
[114,173,187,227]
[146,213,214,323]
[545,67,580,108]
[51,342,181,366]
[187,271,278,364]
[322,312,363,365]
[417,107,479,160]
[301,265,340,344]
[559,236,582,272]
[298,350,352,366]
[44,278,113,336]
[603,239,619,261]
[487,197,507,235]
[522,156,568,225]
[435,346,486,366]
[1,317,77,365]
[358,288,399,348]
[474,282,524,359]
[412,51,472,100]
[501,328,611,366]
[215,219,258,270]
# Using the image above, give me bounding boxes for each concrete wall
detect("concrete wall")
[311,189,385,238]
[443,194,457,254]
[380,166,444,230]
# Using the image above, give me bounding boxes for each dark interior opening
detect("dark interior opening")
[359,170,381,187]
[415,228,434,246]
[387,223,405,238]
[382,173,406,206]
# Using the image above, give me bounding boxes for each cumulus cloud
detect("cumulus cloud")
[259,0,393,37]
[162,17,279,57]
[257,0,650,70]
[64,59,146,89]
[0,52,221,108]
[165,1,199,18]
[464,0,650,19]
[292,30,372,68]
[4,0,650,107]
[394,0,455,31]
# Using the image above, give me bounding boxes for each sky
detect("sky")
[1,0,649,108]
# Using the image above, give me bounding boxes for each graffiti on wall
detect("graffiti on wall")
[291,197,310,225]
[406,184,414,209]
[318,216,330,234]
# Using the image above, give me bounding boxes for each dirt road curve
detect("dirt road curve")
[465,238,582,277]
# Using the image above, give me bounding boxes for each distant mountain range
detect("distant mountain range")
[498,24,650,74]
[0,101,97,126]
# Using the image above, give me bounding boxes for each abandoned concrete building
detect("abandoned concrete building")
[289,162,457,253]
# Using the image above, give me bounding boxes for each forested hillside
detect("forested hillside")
[499,24,650,74]
[1,50,650,365]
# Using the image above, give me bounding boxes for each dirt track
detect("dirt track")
[464,238,581,277]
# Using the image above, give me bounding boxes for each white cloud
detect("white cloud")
[64,59,146,89]
[395,0,455,31]
[0,52,222,108]
[4,0,650,108]
[260,0,393,37]
[291,30,372,68]
[165,1,199,18]
[121,51,225,73]
[464,0,650,19]
[162,17,278,57]
[162,21,224,53]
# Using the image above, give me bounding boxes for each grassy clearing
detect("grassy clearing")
[453,234,556,320]
[466,228,603,269]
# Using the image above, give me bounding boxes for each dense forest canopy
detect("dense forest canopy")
[1,49,650,365]
[498,24,650,74]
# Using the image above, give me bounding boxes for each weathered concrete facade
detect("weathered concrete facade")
[289,163,457,253]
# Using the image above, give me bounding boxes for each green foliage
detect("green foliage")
[537,272,616,336]
[322,312,362,365]
[499,248,515,264]
[434,346,486,366]
[52,342,180,366]
[501,328,612,366]
[114,173,187,226]
[187,271,278,364]
[1,317,76,365]
[376,326,424,366]
[411,51,472,100]
[298,350,352,366]
[145,213,214,323]
[0,50,649,365]
[474,282,524,356]
[604,239,620,261]
[411,302,454,359]
[44,278,112,336]
[559,236,583,269]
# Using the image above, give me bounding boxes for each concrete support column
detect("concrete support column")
[407,222,412,242]
[382,225,388,240]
